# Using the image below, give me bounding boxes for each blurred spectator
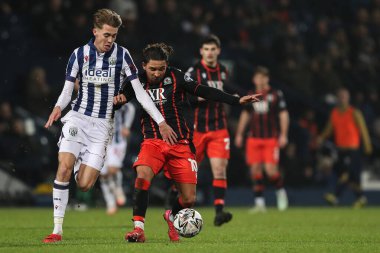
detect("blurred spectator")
[25,67,55,119]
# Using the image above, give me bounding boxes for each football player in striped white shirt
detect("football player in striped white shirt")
[99,102,136,215]
[43,9,177,243]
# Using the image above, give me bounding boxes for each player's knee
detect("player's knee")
[251,165,262,175]
[136,167,154,181]
[213,168,226,179]
[77,180,94,192]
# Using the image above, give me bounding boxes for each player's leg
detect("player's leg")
[207,130,232,226]
[325,149,348,205]
[164,144,197,242]
[99,159,117,215]
[99,174,117,215]
[349,150,367,208]
[76,164,101,192]
[209,157,232,226]
[112,168,126,206]
[125,165,155,243]
[164,182,196,242]
[107,143,127,206]
[249,163,266,213]
[45,152,76,242]
[246,138,266,213]
[126,140,166,243]
[264,163,287,211]
[165,133,204,209]
[43,122,82,243]
[264,138,287,211]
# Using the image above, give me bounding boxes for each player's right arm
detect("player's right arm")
[235,109,250,148]
[45,49,79,128]
[353,109,372,155]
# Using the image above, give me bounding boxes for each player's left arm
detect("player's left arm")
[353,109,372,155]
[181,72,260,105]
[277,90,289,148]
[279,110,289,148]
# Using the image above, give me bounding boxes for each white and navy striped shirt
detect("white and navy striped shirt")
[65,38,138,119]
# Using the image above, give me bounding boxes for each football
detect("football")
[173,208,203,238]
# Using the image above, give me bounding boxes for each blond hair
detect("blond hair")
[93,9,122,29]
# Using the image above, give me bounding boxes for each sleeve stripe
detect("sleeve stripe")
[66,51,77,78]
[123,49,138,77]
[126,73,138,82]
[65,76,76,82]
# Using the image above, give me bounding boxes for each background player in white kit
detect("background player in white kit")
[42,9,176,243]
[99,102,136,215]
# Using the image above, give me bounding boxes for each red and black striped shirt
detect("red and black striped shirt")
[123,67,240,140]
[244,87,287,138]
[187,60,236,132]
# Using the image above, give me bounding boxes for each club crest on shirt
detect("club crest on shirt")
[109,57,116,66]
[69,126,78,137]
[202,72,207,79]
[184,73,193,82]
[221,72,226,80]
[163,77,172,85]
[84,55,89,62]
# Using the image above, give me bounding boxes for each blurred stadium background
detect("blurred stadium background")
[0,0,380,207]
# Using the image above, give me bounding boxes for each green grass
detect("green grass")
[0,207,379,253]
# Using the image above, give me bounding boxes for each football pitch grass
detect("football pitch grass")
[0,207,379,253]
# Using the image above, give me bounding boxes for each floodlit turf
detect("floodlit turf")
[0,207,379,253]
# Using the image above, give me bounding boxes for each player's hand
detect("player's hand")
[279,134,288,148]
[45,106,62,129]
[121,127,131,138]
[159,121,178,145]
[235,134,243,148]
[239,94,261,105]
[113,94,127,105]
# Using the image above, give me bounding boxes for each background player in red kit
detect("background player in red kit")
[186,35,239,226]
[235,66,289,212]
[121,43,260,242]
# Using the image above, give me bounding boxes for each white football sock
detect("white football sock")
[100,177,116,209]
[255,197,266,207]
[52,180,69,235]
[115,170,123,189]
[134,221,144,230]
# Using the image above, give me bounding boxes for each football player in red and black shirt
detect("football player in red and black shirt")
[186,35,239,226]
[119,43,260,243]
[235,66,289,212]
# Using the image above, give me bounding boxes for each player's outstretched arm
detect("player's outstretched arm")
[239,94,262,105]
[45,106,62,128]
[188,82,260,105]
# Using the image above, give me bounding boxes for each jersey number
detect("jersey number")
[224,138,230,150]
[188,158,198,173]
